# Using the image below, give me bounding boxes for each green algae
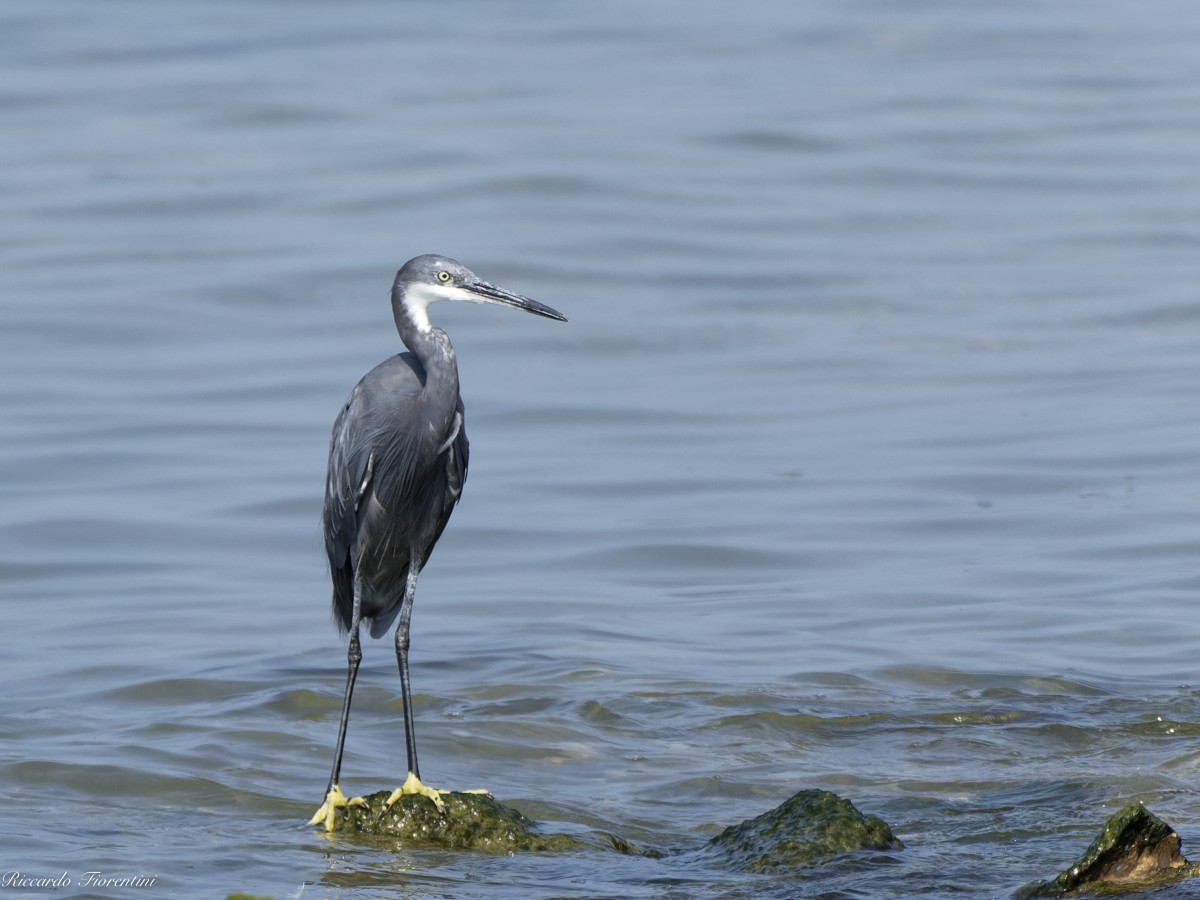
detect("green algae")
[1022,803,1200,898]
[324,786,899,871]
[335,789,588,853]
[704,789,902,872]
[306,779,1200,897]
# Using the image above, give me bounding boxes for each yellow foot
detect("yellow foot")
[381,771,490,815]
[307,784,367,832]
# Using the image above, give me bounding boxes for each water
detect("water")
[2,1,1199,896]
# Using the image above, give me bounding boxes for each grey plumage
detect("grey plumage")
[324,352,468,639]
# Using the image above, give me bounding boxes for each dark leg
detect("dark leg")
[394,565,421,779]
[310,575,364,829]
[326,620,362,794]
[379,564,448,812]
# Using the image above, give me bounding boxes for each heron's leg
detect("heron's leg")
[327,622,362,792]
[382,565,450,813]
[395,575,420,780]
[309,574,369,830]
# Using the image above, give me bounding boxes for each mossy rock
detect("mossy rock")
[321,786,900,868]
[335,790,588,853]
[1022,803,1200,898]
[704,789,902,872]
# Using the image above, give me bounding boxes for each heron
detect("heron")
[309,254,566,831]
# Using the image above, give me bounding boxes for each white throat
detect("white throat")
[401,282,463,333]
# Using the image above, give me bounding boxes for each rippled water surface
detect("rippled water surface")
[3,1,1200,897]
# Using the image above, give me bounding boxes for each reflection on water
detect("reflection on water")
[2,0,1200,897]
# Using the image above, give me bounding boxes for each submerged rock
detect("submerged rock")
[336,790,588,853]
[328,786,901,869]
[704,789,902,872]
[1022,803,1200,898]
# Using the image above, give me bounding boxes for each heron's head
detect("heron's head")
[393,254,567,333]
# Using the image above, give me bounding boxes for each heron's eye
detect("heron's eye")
[437,271,451,283]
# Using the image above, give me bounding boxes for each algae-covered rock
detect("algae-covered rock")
[336,789,588,853]
[1022,803,1200,898]
[705,789,902,872]
[321,786,903,868]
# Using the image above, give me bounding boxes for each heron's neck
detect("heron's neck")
[392,289,459,394]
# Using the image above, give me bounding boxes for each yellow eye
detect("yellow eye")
[437,271,451,283]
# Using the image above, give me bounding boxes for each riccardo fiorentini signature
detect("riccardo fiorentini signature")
[2,870,157,889]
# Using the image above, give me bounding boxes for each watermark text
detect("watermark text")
[2,871,157,890]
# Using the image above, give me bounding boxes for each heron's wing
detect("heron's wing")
[421,396,469,559]
[448,395,468,500]
[323,380,374,569]
[324,354,448,569]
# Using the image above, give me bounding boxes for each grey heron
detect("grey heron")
[309,254,566,830]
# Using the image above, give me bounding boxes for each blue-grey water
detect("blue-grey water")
[3,1,1200,897]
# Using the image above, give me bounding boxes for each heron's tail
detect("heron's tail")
[366,601,403,640]
[330,563,354,633]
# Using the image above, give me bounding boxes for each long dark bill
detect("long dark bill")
[465,280,568,322]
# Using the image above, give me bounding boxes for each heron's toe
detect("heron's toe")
[308,784,367,832]
[382,771,462,815]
